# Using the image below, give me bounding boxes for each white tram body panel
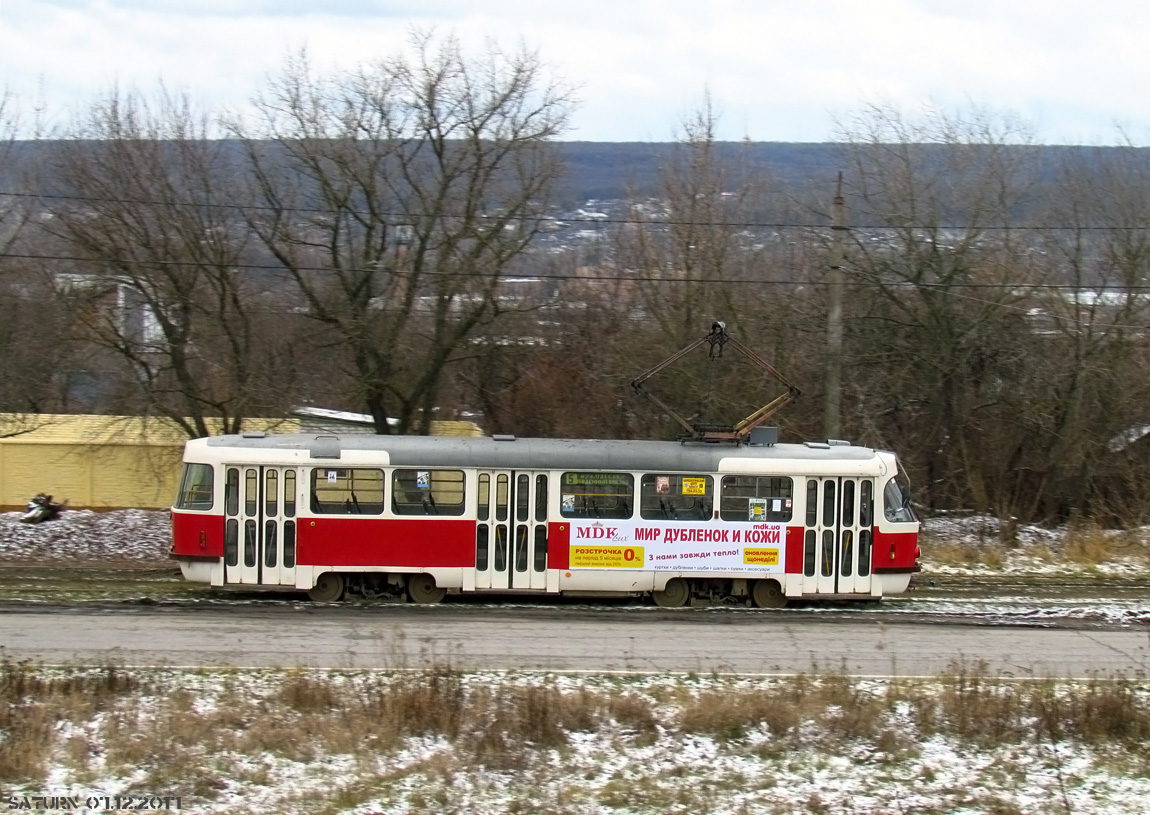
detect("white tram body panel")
[170,434,920,606]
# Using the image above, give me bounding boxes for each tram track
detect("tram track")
[2,563,1148,676]
[0,564,1147,631]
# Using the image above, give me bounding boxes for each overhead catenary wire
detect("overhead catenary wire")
[2,253,1149,333]
[4,188,1150,333]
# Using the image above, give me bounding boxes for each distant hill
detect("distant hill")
[555,141,845,203]
[5,140,1143,214]
[0,140,847,206]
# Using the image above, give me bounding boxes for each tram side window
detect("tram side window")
[719,476,794,522]
[175,463,214,510]
[310,468,385,515]
[392,469,466,516]
[640,474,713,521]
[560,472,633,520]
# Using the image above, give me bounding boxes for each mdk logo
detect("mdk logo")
[574,522,619,540]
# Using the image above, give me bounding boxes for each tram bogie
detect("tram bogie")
[170,434,920,607]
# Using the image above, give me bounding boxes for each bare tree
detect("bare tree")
[43,87,286,438]
[460,269,641,439]
[616,99,758,342]
[833,103,1043,514]
[232,32,574,434]
[0,90,31,256]
[0,90,74,427]
[1014,143,1150,522]
[610,100,800,437]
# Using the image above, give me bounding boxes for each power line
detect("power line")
[0,286,1142,332]
[6,249,1150,292]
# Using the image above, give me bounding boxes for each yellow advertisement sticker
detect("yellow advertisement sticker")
[570,545,645,568]
[681,477,706,496]
[743,548,780,566]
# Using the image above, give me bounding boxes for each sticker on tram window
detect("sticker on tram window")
[682,477,706,496]
[748,497,767,521]
[416,471,430,490]
[326,470,338,483]
[561,494,575,511]
[656,476,670,494]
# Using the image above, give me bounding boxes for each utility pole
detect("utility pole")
[825,172,845,440]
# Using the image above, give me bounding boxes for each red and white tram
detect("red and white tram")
[169,433,920,606]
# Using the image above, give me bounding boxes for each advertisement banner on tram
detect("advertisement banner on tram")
[566,520,785,572]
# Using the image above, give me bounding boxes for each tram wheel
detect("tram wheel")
[752,579,787,609]
[651,577,690,608]
[308,572,345,602]
[407,573,447,604]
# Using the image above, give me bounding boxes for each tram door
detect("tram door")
[223,465,299,586]
[802,477,874,595]
[473,471,549,591]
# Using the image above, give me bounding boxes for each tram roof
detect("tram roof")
[193,433,891,473]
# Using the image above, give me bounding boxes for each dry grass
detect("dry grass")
[921,539,1010,569]
[679,671,893,752]
[922,517,1150,570]
[1062,526,1150,566]
[679,661,1150,757]
[2,658,1149,811]
[0,659,138,780]
[914,660,1150,749]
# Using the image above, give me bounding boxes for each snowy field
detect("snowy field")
[3,667,1149,815]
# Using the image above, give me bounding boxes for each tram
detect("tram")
[169,431,920,607]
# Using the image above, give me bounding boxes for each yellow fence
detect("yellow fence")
[0,414,483,510]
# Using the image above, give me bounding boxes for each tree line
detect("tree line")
[2,36,1150,525]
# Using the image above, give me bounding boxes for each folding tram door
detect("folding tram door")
[223,465,299,586]
[801,476,874,595]
[473,471,549,591]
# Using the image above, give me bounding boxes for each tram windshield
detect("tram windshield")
[175,463,214,510]
[883,476,916,523]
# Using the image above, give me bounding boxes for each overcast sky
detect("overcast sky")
[2,0,1148,143]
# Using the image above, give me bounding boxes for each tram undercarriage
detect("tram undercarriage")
[296,570,794,608]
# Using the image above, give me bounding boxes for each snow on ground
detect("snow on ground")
[922,513,1150,577]
[0,508,172,564]
[5,668,1150,815]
